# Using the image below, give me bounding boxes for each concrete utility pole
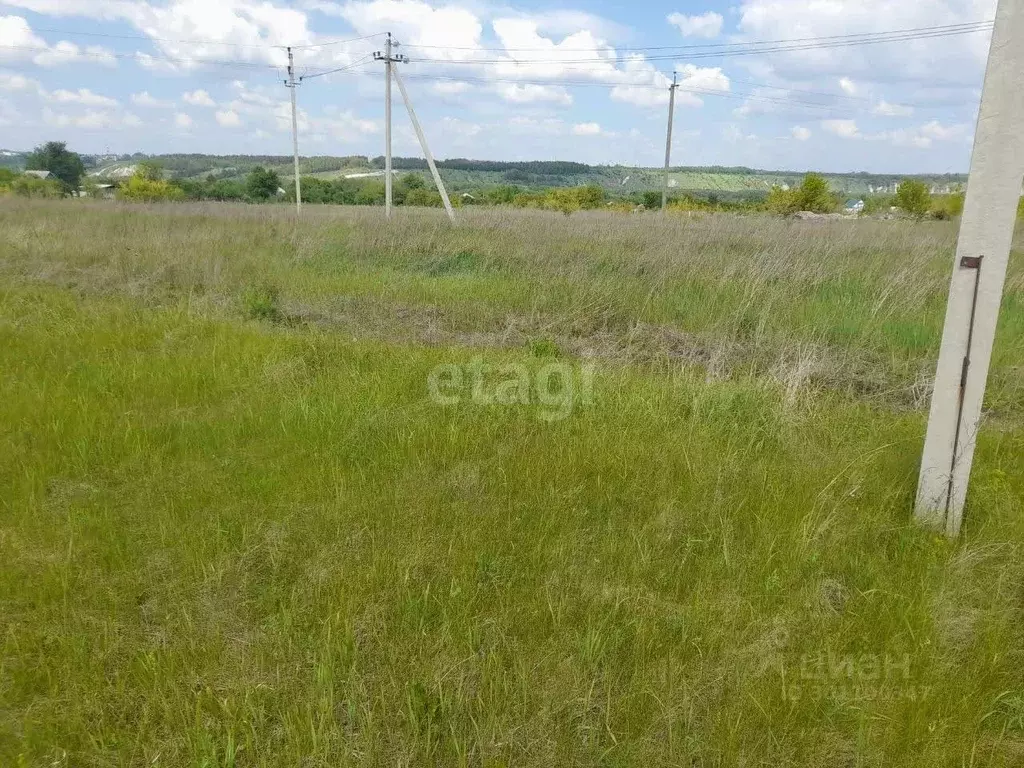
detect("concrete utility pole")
[661,71,679,212]
[392,66,456,224]
[373,33,400,218]
[286,46,302,215]
[915,0,1024,536]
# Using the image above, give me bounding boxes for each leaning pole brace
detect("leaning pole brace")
[915,0,1024,536]
[391,66,457,224]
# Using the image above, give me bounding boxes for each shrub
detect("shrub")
[10,176,64,199]
[894,179,931,217]
[765,185,798,215]
[930,192,964,220]
[544,188,581,215]
[794,173,836,213]
[527,338,561,358]
[642,191,663,210]
[246,166,280,201]
[405,187,442,207]
[117,175,185,202]
[240,283,281,321]
[862,195,893,215]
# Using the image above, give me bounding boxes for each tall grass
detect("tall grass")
[1,201,1023,765]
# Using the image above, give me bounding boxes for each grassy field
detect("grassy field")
[1,200,1023,766]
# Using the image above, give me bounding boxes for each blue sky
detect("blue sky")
[0,0,997,172]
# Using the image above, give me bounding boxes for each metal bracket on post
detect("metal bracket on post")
[945,255,984,522]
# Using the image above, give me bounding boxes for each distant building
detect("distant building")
[844,199,865,214]
[23,170,51,179]
[343,170,399,179]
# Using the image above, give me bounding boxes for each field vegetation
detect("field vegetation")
[1,200,1024,765]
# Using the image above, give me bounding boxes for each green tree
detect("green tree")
[765,185,798,215]
[117,173,185,202]
[25,141,85,194]
[794,173,835,213]
[135,160,164,181]
[401,172,426,190]
[894,179,931,217]
[11,175,63,199]
[576,184,604,209]
[246,166,280,201]
[485,185,520,205]
[405,187,441,207]
[642,191,663,210]
[355,180,386,206]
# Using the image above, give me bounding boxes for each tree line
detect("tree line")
[5,142,1021,221]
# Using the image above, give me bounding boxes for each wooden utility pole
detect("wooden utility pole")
[915,0,1024,536]
[661,72,679,212]
[286,46,302,215]
[375,37,456,224]
[373,33,400,218]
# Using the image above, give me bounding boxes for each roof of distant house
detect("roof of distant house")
[23,170,51,179]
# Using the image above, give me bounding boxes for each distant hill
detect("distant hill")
[2,150,968,198]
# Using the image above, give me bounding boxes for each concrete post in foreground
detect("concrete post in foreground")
[915,0,1024,536]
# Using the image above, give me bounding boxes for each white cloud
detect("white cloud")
[838,77,857,96]
[215,109,241,127]
[174,112,193,128]
[439,115,481,138]
[335,0,482,60]
[791,125,811,141]
[33,41,116,67]
[572,122,601,136]
[723,123,757,143]
[312,109,379,141]
[818,117,969,148]
[873,100,913,117]
[888,128,933,148]
[822,119,860,139]
[884,121,969,147]
[735,0,995,86]
[48,87,118,107]
[611,59,729,108]
[431,80,471,96]
[0,71,38,92]
[920,120,965,141]
[183,89,216,107]
[132,91,174,109]
[508,115,567,136]
[667,11,724,38]
[2,0,309,69]
[678,63,729,93]
[42,106,139,130]
[0,14,115,67]
[495,83,572,105]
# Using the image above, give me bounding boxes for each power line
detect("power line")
[301,54,376,81]
[26,26,384,51]
[0,43,283,70]
[319,68,886,116]
[403,22,993,65]
[401,20,993,53]
[290,33,385,50]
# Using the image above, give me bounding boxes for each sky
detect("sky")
[0,0,999,172]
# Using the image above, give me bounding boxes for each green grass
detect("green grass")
[1,201,1024,765]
